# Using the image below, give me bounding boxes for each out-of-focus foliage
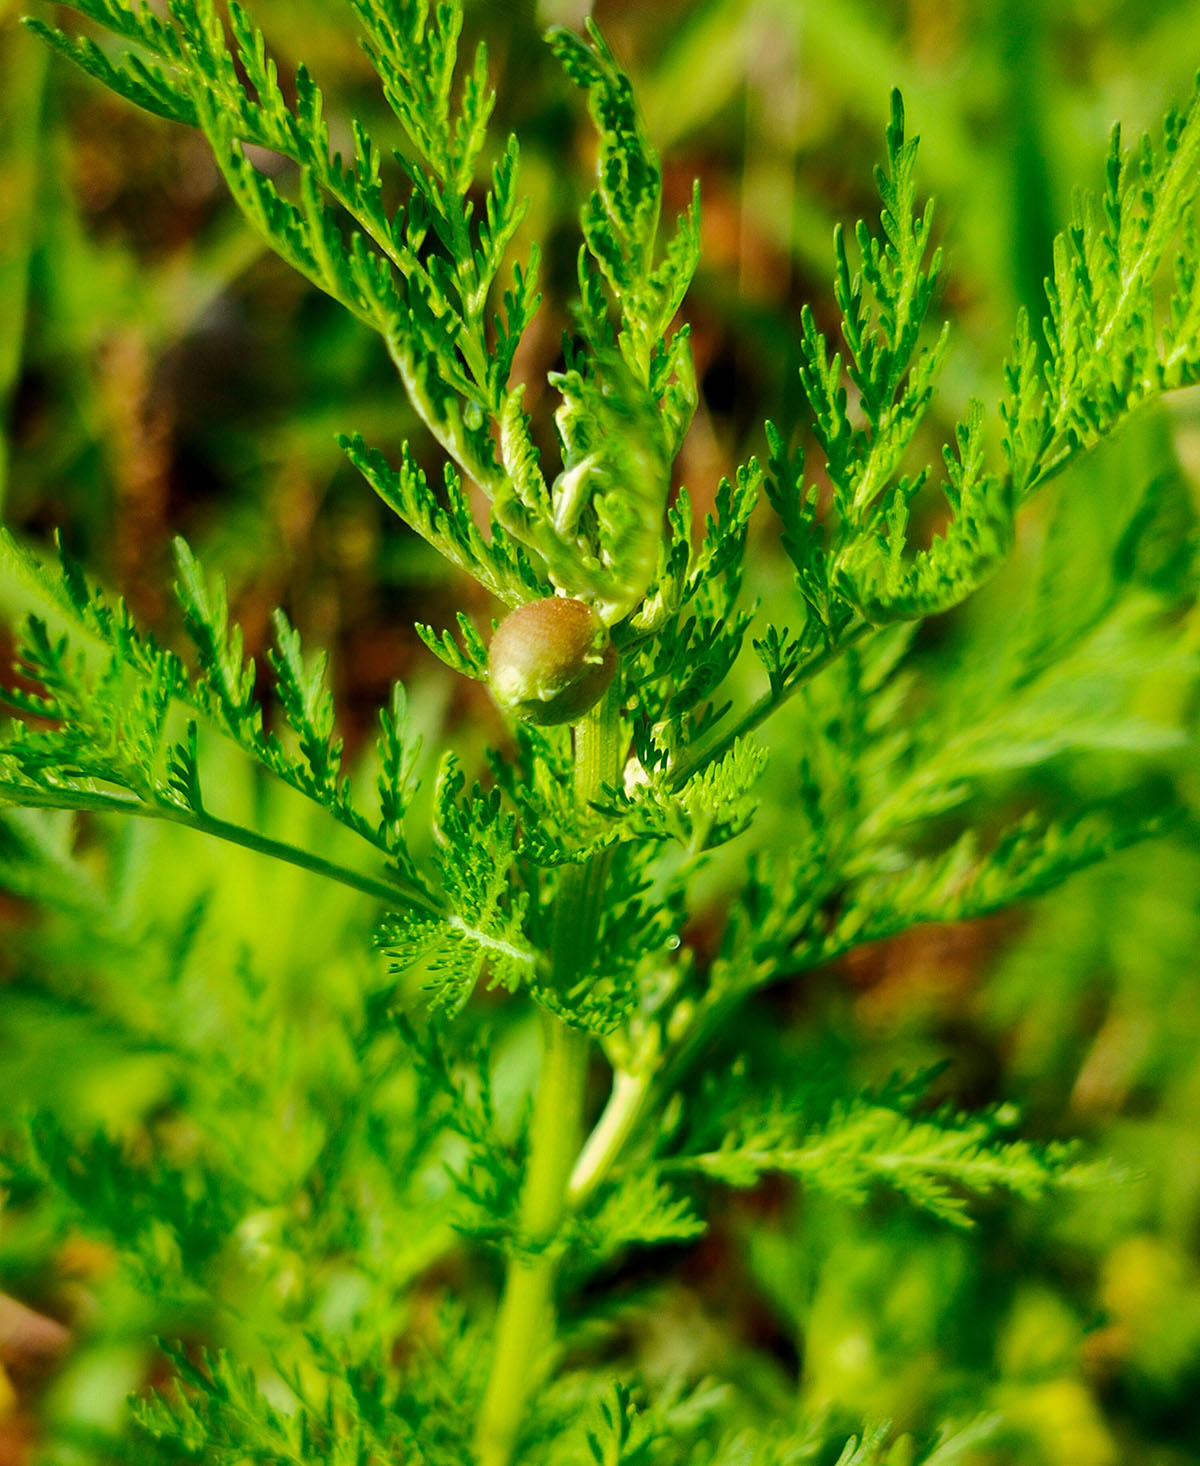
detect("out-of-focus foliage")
[0,2,1198,1465]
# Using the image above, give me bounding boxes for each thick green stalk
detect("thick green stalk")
[473,1014,588,1466]
[474,680,623,1466]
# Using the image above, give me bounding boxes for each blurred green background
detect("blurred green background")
[1,1,1199,1462]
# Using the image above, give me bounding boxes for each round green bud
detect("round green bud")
[487,597,617,726]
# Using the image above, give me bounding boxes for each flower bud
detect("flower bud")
[488,597,616,726]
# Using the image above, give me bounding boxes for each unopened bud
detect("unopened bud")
[488,597,617,726]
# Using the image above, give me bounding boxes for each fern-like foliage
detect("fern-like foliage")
[5,7,1200,1466]
[378,758,538,1015]
[675,84,1200,786]
[30,0,700,635]
[0,528,432,906]
[666,1085,1107,1230]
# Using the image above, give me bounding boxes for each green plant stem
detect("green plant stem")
[668,618,870,790]
[568,1066,652,1208]
[0,779,436,911]
[474,680,623,1466]
[473,1014,588,1466]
